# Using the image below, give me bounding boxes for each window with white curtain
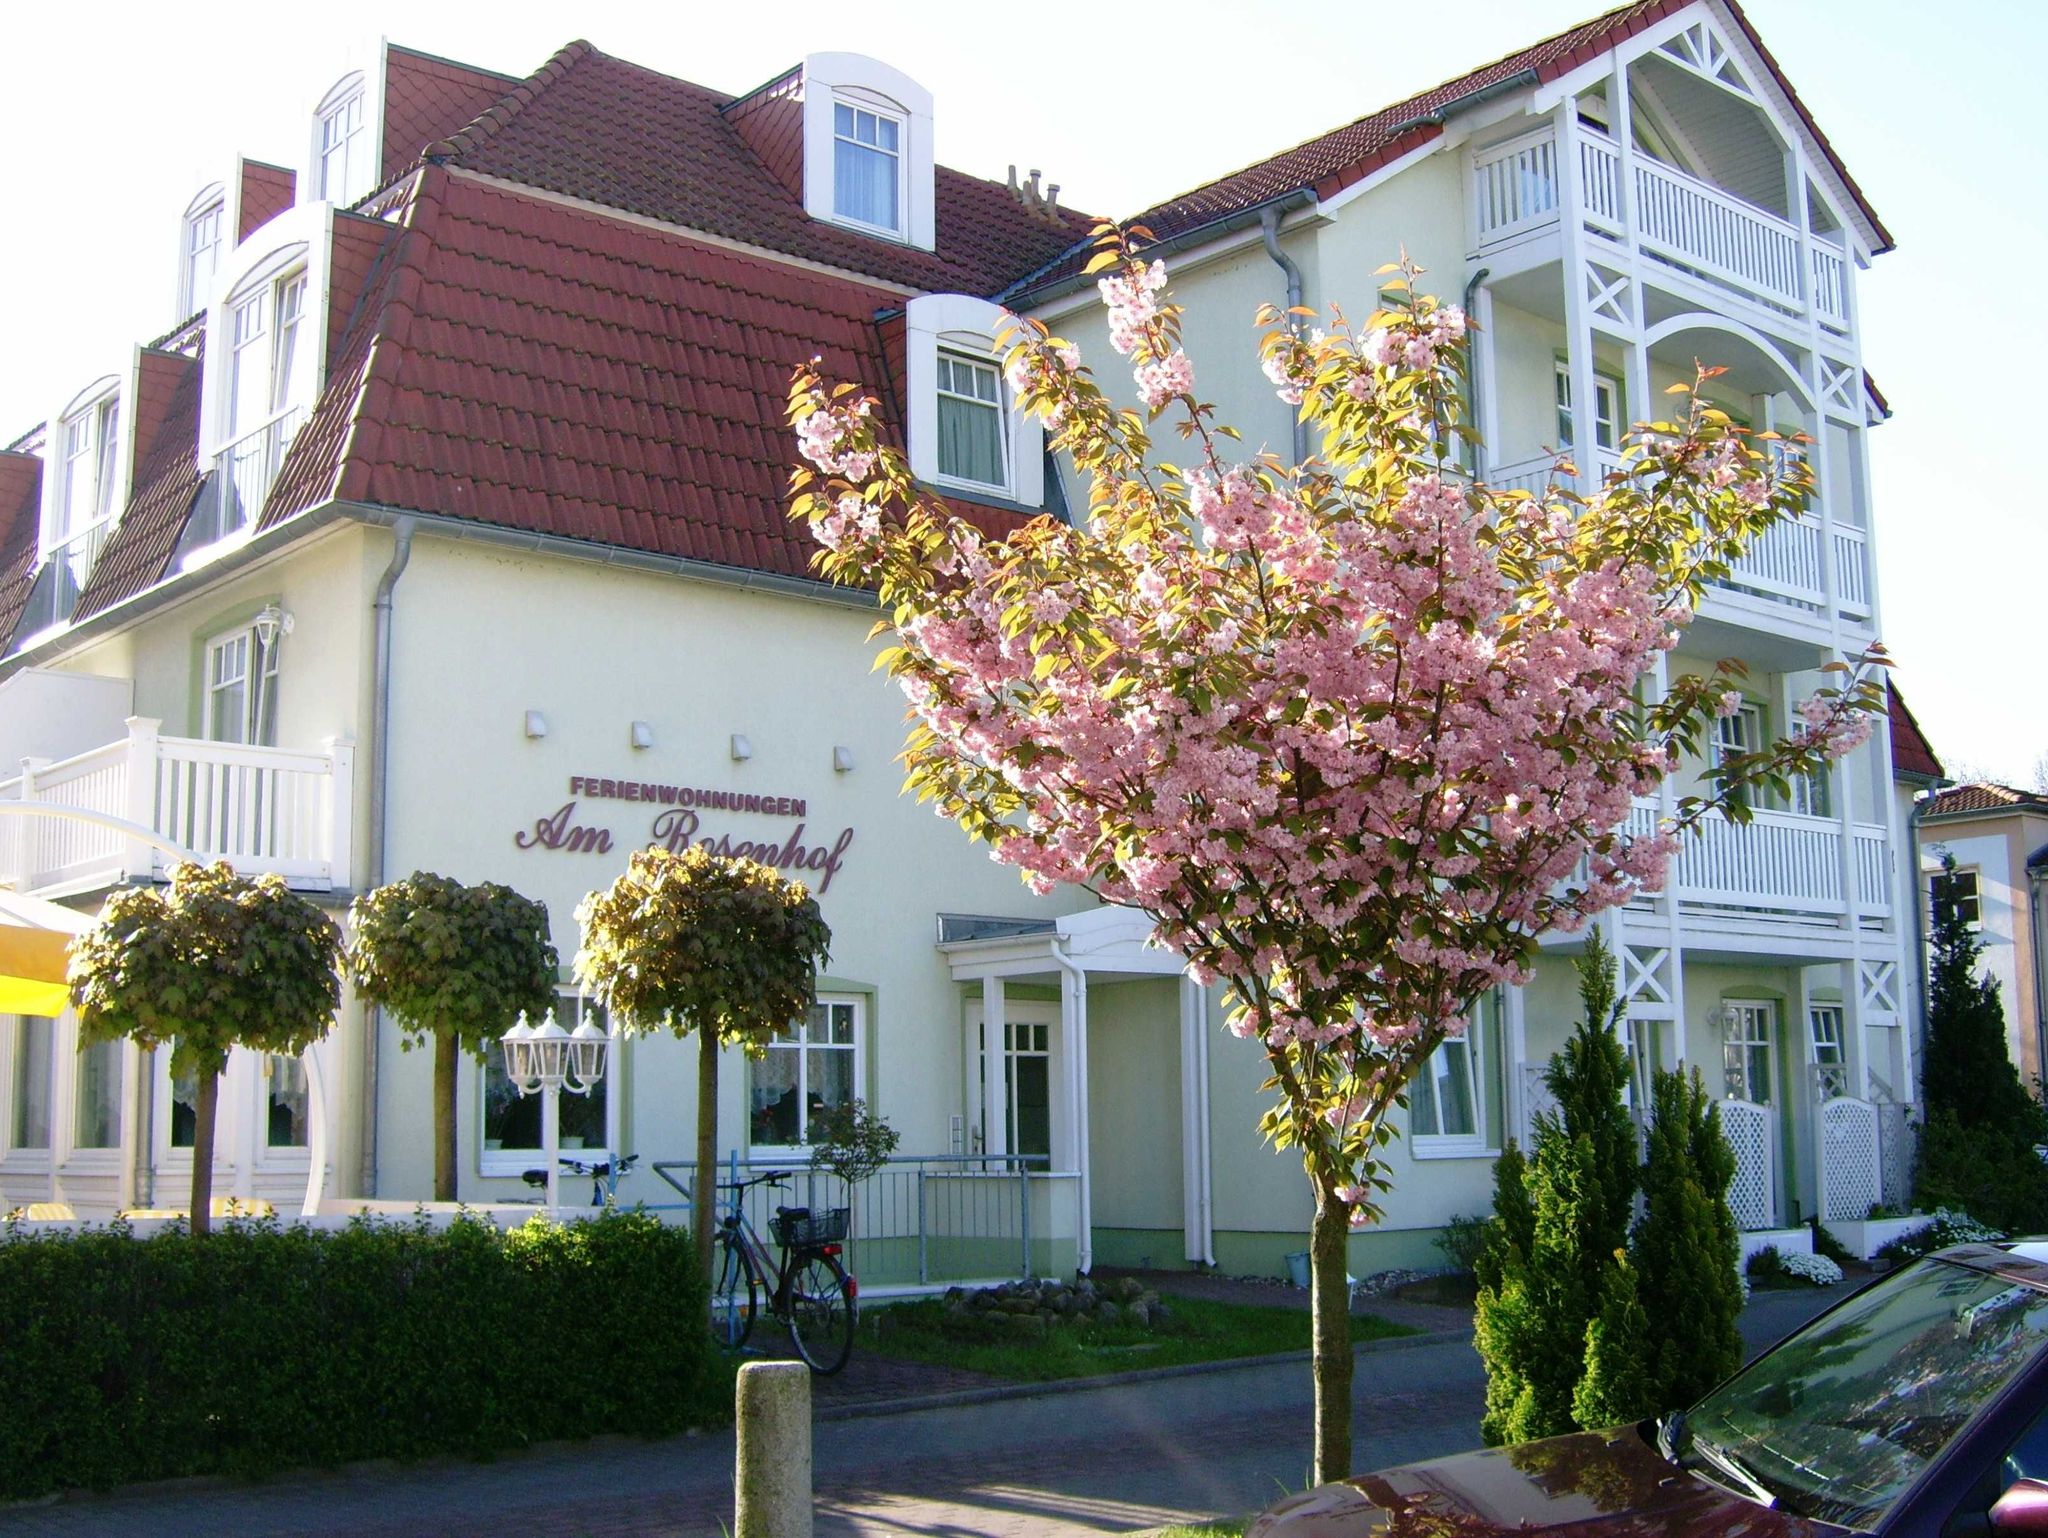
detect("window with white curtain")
[10,1017,52,1151]
[936,352,1006,488]
[750,997,860,1149]
[832,100,902,232]
[1411,993,1498,1154]
[480,994,613,1174]
[74,1037,122,1149]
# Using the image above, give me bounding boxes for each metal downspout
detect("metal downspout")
[1051,941,1091,1275]
[1461,266,1490,457]
[1259,206,1308,466]
[360,517,416,1198]
[1906,789,1934,1100]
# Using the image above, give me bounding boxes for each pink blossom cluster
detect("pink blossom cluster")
[1262,337,1313,406]
[1794,693,1874,758]
[1134,349,1194,409]
[811,492,880,554]
[1363,305,1465,374]
[1098,259,1167,355]
[794,389,877,480]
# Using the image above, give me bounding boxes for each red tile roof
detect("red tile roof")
[74,351,202,621]
[262,167,1030,580]
[1926,783,2048,819]
[1887,682,1943,783]
[0,453,40,647]
[1011,0,1889,299]
[237,160,297,242]
[416,42,1095,298]
[381,46,518,187]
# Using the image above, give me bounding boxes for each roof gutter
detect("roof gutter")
[1005,189,1316,311]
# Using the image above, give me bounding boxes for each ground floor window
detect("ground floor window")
[74,1037,121,1149]
[9,1017,51,1151]
[1005,1019,1050,1161]
[481,994,611,1172]
[267,1055,309,1147]
[1721,1000,1774,1103]
[1410,991,1500,1155]
[750,996,860,1151]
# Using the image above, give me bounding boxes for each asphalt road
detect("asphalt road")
[0,1284,1849,1537]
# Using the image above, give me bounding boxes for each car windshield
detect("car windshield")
[1685,1256,2048,1529]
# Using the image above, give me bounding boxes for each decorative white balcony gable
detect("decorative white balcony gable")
[0,718,353,898]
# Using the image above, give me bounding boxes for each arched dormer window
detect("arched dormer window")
[905,295,1042,507]
[312,72,371,205]
[801,55,934,250]
[178,184,226,320]
[29,374,125,628]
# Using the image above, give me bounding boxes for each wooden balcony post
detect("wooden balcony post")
[121,717,162,883]
[322,735,356,891]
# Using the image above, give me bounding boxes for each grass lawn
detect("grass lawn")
[862,1293,1414,1382]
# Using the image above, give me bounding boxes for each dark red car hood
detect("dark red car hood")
[1249,1425,1853,1538]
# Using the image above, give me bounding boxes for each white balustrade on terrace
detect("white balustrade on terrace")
[1473,128,1850,332]
[0,717,352,897]
[1626,797,1891,923]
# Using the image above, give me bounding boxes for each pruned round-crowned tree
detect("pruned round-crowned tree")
[575,847,832,1276]
[346,872,559,1202]
[69,861,342,1235]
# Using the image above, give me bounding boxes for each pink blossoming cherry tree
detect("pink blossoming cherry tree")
[788,223,1881,1482]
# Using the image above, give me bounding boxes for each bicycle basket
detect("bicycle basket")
[771,1206,850,1247]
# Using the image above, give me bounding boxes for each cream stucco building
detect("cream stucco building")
[0,0,1933,1279]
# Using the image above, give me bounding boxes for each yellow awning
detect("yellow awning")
[0,892,93,1018]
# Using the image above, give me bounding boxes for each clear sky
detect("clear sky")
[3,0,2038,784]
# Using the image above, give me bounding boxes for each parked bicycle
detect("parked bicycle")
[711,1168,857,1375]
[520,1152,640,1208]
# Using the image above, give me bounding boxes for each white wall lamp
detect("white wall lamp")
[730,734,752,762]
[832,745,855,773]
[250,602,295,651]
[524,710,548,739]
[630,720,655,750]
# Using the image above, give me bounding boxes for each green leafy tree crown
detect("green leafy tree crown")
[70,861,342,1079]
[573,847,832,1047]
[347,872,560,1061]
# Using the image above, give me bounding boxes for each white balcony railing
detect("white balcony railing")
[0,718,352,897]
[215,405,307,540]
[1628,798,1891,922]
[1474,129,1850,331]
[1833,524,1872,618]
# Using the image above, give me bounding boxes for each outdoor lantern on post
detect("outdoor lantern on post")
[500,1008,611,1209]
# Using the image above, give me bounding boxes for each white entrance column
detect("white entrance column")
[979,974,1006,1159]
[1177,975,1214,1265]
[1050,942,1091,1274]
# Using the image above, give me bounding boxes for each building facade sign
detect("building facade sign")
[515,775,855,891]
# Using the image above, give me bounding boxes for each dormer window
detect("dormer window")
[179,187,225,318]
[315,75,369,204]
[37,381,123,625]
[220,266,307,532]
[936,352,1005,488]
[833,100,903,233]
[801,55,934,250]
[905,295,1043,507]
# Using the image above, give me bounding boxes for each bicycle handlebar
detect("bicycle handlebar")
[715,1169,792,1192]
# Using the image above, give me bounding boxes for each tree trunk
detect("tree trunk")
[1310,1173,1355,1484]
[694,1027,719,1281]
[433,1033,458,1203]
[189,1070,219,1238]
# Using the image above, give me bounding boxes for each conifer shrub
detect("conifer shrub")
[1633,1067,1743,1408]
[0,1211,721,1498]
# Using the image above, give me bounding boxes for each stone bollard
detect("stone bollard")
[735,1360,812,1538]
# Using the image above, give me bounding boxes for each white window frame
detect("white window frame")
[1714,699,1764,809]
[829,97,906,236]
[934,349,1009,491]
[1932,866,1981,931]
[800,54,934,250]
[478,992,621,1179]
[2,1014,55,1170]
[1555,360,1622,453]
[1410,992,1498,1158]
[749,994,864,1156]
[1807,1004,1845,1066]
[195,213,329,563]
[311,72,372,206]
[904,294,1043,507]
[203,617,283,747]
[178,186,227,319]
[1721,999,1774,1104]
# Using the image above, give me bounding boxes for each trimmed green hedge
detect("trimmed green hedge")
[0,1210,723,1497]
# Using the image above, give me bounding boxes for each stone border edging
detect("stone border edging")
[817,1324,1472,1422]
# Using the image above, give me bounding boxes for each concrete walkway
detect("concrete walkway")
[0,1282,1852,1537]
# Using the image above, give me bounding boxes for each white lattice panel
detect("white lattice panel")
[1820,1097,1881,1222]
[1719,1099,1775,1231]
[1521,1064,1559,1146]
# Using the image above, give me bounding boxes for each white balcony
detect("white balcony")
[1471,126,1850,333]
[0,718,353,898]
[1627,797,1890,924]
[1485,453,1871,624]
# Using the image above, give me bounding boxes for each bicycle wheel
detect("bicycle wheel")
[783,1251,855,1375]
[711,1233,758,1351]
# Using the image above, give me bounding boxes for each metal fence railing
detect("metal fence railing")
[651,1152,1071,1288]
